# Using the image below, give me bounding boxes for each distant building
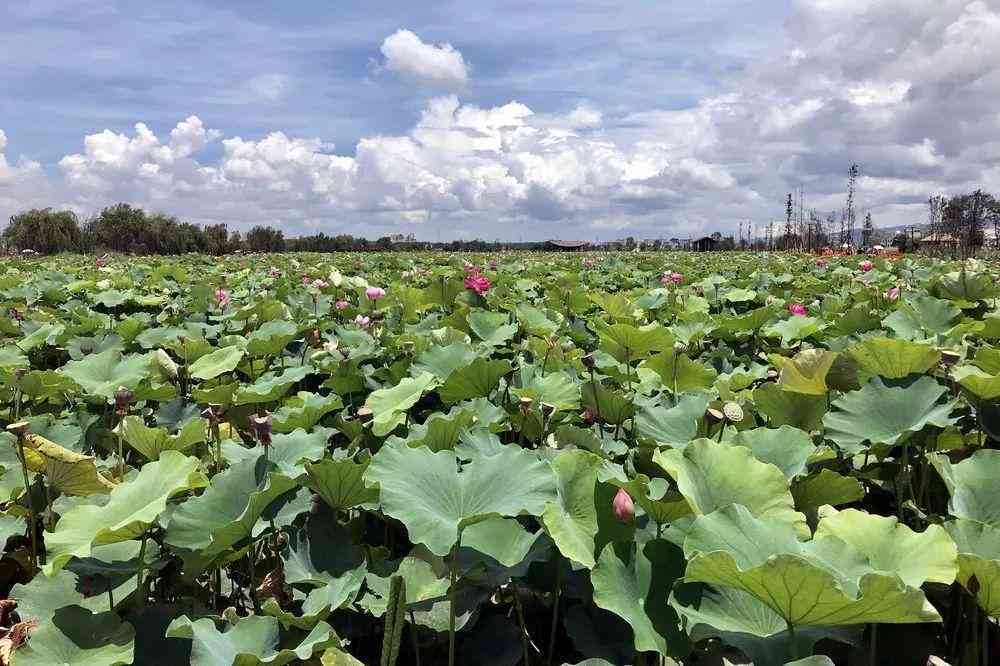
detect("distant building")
[917,232,959,249]
[692,235,719,252]
[546,240,590,251]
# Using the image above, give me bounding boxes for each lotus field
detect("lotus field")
[2,250,1000,666]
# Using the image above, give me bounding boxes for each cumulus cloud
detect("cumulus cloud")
[2,1,999,240]
[379,29,469,88]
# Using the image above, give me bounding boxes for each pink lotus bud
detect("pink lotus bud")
[366,286,386,301]
[354,314,371,328]
[859,260,874,272]
[335,299,349,311]
[886,286,900,301]
[788,303,808,316]
[301,275,313,285]
[612,488,634,524]
[215,289,230,307]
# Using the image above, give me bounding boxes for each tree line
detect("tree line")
[0,204,408,255]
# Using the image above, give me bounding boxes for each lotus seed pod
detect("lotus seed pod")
[723,402,744,422]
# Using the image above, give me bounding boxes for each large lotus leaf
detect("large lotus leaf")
[16,605,135,666]
[246,320,298,357]
[164,456,297,561]
[438,357,512,405]
[24,434,115,496]
[590,540,689,657]
[846,337,940,379]
[117,415,206,461]
[0,344,29,369]
[596,322,674,363]
[165,615,339,666]
[467,310,517,346]
[753,383,827,431]
[304,457,378,512]
[188,345,246,381]
[23,413,84,451]
[540,450,602,568]
[683,505,942,626]
[273,391,343,433]
[730,426,815,479]
[581,380,633,426]
[365,442,556,556]
[930,449,1000,525]
[362,554,450,617]
[822,377,957,455]
[762,316,824,346]
[461,516,541,567]
[364,372,438,436]
[769,349,838,395]
[511,370,581,413]
[233,365,312,405]
[44,451,207,575]
[642,351,717,394]
[224,427,334,478]
[814,507,957,587]
[671,585,857,664]
[516,303,561,337]
[951,364,1000,400]
[60,349,151,399]
[895,295,961,337]
[411,343,477,381]
[387,404,477,452]
[943,519,1000,616]
[791,469,864,515]
[653,438,806,535]
[635,392,710,446]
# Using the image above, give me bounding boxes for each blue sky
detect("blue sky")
[1,1,998,240]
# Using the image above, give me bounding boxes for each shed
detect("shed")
[546,240,589,251]
[692,236,719,252]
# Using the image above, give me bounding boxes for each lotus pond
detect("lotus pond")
[0,251,998,666]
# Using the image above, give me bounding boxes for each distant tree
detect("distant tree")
[203,224,231,255]
[84,203,149,253]
[861,212,874,247]
[245,225,285,252]
[3,208,81,254]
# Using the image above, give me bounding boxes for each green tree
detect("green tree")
[3,208,82,254]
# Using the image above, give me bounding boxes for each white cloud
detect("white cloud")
[247,73,289,102]
[380,29,469,88]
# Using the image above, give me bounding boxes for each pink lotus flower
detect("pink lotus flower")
[788,302,808,316]
[354,314,371,328]
[816,259,828,269]
[301,275,313,285]
[335,299,349,311]
[268,266,281,278]
[489,260,498,270]
[464,274,491,296]
[95,255,107,268]
[612,488,634,524]
[581,258,594,268]
[312,279,329,290]
[886,286,900,301]
[215,289,230,307]
[859,260,874,272]
[366,286,386,301]
[661,272,683,285]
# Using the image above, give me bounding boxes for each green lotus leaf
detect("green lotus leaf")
[246,319,298,357]
[516,303,561,337]
[822,377,957,455]
[930,449,1000,526]
[791,469,864,515]
[365,442,556,556]
[722,287,756,303]
[412,342,477,381]
[951,364,1000,400]
[60,348,152,399]
[596,322,674,363]
[887,295,961,338]
[165,615,339,666]
[438,357,512,405]
[846,337,940,379]
[164,456,297,562]
[461,516,540,567]
[467,310,517,346]
[362,553,449,618]
[814,506,957,587]
[272,391,343,433]
[943,519,1000,616]
[388,404,477,452]
[24,433,115,496]
[304,457,378,512]
[642,351,718,394]
[117,415,206,461]
[591,540,689,657]
[671,585,857,664]
[16,605,135,666]
[511,370,581,412]
[730,425,816,479]
[762,316,824,346]
[223,427,333,478]
[187,345,245,381]
[233,365,312,405]
[540,450,603,568]
[0,344,29,369]
[653,438,806,535]
[786,657,836,666]
[364,372,438,436]
[683,505,942,626]
[44,451,207,575]
[635,392,710,446]
[753,382,827,431]
[770,349,838,395]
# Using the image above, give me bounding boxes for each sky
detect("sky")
[1,0,999,241]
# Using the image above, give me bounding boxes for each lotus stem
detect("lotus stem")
[409,609,421,666]
[448,540,459,666]
[380,575,406,666]
[511,579,532,666]
[12,429,38,570]
[136,531,148,607]
[868,623,877,666]
[546,561,563,666]
[108,585,115,611]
